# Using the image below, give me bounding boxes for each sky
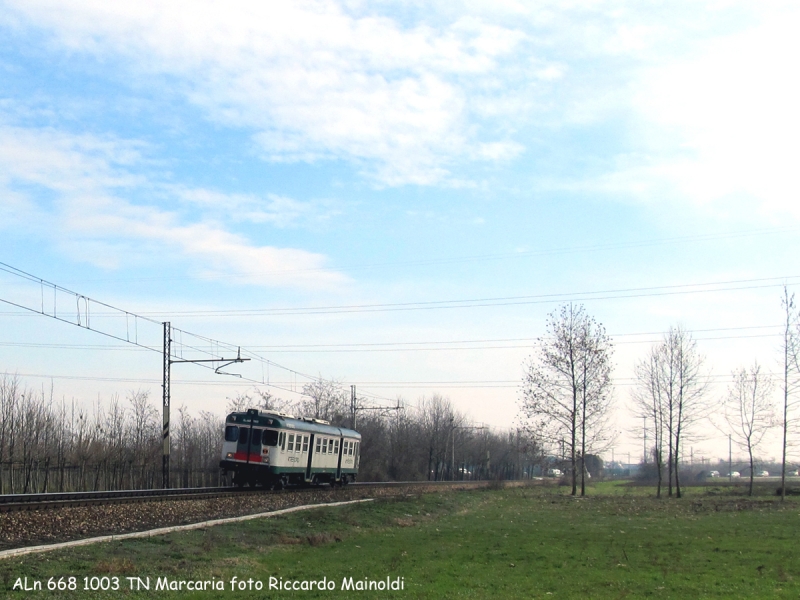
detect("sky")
[1,0,800,466]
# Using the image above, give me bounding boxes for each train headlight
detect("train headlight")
[226,452,234,459]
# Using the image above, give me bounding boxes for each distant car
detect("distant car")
[707,470,720,478]
[727,471,741,478]
[547,468,562,477]
[757,470,769,477]
[788,470,799,477]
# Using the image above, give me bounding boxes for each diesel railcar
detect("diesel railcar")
[219,408,361,488]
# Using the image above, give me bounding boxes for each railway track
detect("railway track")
[0,487,254,513]
[0,480,488,513]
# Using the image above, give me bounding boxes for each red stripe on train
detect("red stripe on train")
[232,452,262,463]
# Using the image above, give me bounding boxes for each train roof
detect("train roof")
[225,408,361,438]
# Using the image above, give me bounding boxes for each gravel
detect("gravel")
[0,483,481,551]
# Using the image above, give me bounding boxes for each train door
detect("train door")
[236,423,253,463]
[305,434,315,481]
[249,428,262,463]
[336,435,343,481]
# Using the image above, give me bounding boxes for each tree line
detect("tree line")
[0,375,541,494]
[0,378,222,494]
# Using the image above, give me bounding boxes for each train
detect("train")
[219,408,361,488]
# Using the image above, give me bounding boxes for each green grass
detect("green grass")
[2,484,800,598]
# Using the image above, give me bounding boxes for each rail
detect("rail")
[0,487,251,512]
[0,480,491,512]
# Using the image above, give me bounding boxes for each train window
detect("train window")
[287,434,295,452]
[334,440,339,454]
[302,436,309,453]
[251,429,262,446]
[239,428,249,445]
[322,438,328,454]
[348,441,353,455]
[262,430,279,447]
[279,432,285,450]
[316,437,321,453]
[225,426,239,442]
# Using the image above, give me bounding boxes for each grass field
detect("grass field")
[2,482,800,598]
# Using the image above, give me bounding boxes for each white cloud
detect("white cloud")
[3,1,529,185]
[473,141,525,161]
[173,187,339,228]
[0,124,348,289]
[4,0,787,201]
[0,125,144,191]
[591,6,800,221]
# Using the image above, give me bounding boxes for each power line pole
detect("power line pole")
[162,325,249,489]
[351,385,357,430]
[162,322,171,489]
[0,261,251,490]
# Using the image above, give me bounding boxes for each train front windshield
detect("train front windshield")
[225,425,280,447]
[250,428,261,446]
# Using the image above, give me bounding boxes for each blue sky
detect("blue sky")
[2,1,799,463]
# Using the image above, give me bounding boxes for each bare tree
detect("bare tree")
[576,316,614,496]
[300,377,347,422]
[520,304,614,496]
[252,388,288,412]
[0,374,21,494]
[723,363,774,495]
[633,326,709,498]
[779,287,800,500]
[225,391,252,414]
[633,347,667,497]
[128,389,158,488]
[387,398,425,481]
[225,388,288,414]
[418,394,459,481]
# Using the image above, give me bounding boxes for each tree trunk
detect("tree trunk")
[656,450,662,498]
[571,387,577,496]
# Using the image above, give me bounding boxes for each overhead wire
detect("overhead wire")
[8,371,778,390]
[50,274,800,318]
[2,260,796,408]
[0,261,342,400]
[0,324,784,352]
[2,274,798,320]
